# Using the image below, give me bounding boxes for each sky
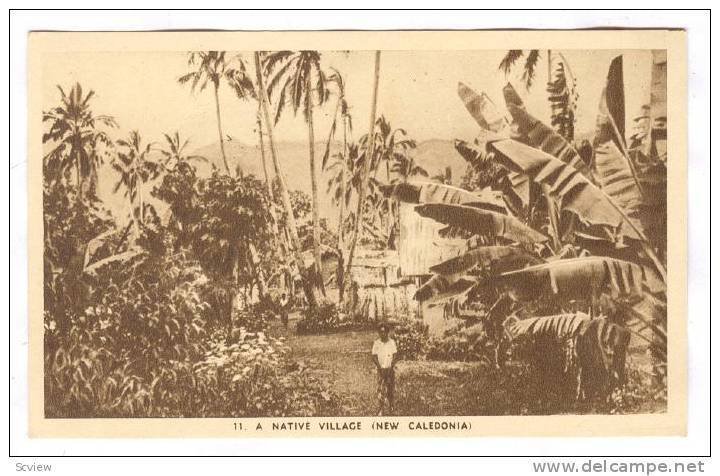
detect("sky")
[42,49,655,150]
[41,49,656,224]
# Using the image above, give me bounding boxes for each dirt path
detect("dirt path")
[268,313,379,415]
[266,313,494,416]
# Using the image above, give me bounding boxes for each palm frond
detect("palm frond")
[521,50,541,89]
[499,50,524,74]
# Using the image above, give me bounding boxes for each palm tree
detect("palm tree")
[326,145,357,231]
[178,51,232,175]
[321,68,352,302]
[42,82,117,201]
[159,131,207,171]
[499,50,542,90]
[254,51,319,309]
[499,49,578,142]
[364,117,420,242]
[345,51,382,298]
[112,130,159,238]
[225,55,277,205]
[265,50,330,294]
[391,155,428,183]
[370,116,416,183]
[225,54,285,298]
[431,166,453,185]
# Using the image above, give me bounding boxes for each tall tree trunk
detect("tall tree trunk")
[337,108,348,305]
[257,107,288,290]
[213,83,231,175]
[76,161,83,204]
[257,109,272,191]
[248,243,267,300]
[344,51,381,292]
[306,77,325,297]
[254,52,318,309]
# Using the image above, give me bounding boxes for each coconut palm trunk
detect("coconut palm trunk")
[213,83,231,175]
[344,51,381,291]
[75,160,83,203]
[305,75,326,297]
[337,110,348,305]
[254,51,319,309]
[72,117,85,204]
[256,107,288,290]
[257,110,272,195]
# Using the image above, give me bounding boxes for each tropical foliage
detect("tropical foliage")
[386,55,667,402]
[42,83,117,199]
[42,48,667,417]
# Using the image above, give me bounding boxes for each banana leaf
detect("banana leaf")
[414,203,548,245]
[507,312,591,340]
[502,82,523,108]
[486,136,641,240]
[83,228,120,269]
[621,293,667,358]
[380,181,506,213]
[594,57,646,238]
[594,114,645,237]
[414,274,477,303]
[84,248,145,275]
[497,256,646,302]
[503,83,591,179]
[457,82,509,133]
[429,245,542,276]
[604,55,626,149]
[454,138,530,209]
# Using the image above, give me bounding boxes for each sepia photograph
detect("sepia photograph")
[24,29,688,438]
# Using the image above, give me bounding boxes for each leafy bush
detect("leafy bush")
[190,329,339,417]
[45,325,154,417]
[44,250,211,417]
[392,320,428,360]
[45,322,340,417]
[296,302,375,335]
[606,361,667,415]
[234,302,278,333]
[425,323,497,363]
[44,248,339,417]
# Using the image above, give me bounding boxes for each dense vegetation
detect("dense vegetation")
[42,50,666,417]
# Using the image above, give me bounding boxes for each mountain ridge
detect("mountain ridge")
[190,138,469,220]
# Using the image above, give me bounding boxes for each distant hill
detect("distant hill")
[96,132,595,227]
[191,138,469,222]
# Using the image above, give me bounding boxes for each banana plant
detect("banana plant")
[386,62,667,379]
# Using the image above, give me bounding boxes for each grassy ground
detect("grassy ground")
[269,314,529,416]
[267,314,666,417]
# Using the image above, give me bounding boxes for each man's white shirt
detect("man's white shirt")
[372,338,397,369]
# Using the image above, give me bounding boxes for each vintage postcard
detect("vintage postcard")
[27,29,687,437]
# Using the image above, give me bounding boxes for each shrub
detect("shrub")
[392,320,428,360]
[424,323,498,363]
[44,251,211,417]
[234,302,278,333]
[45,325,154,417]
[45,323,340,417]
[44,249,339,418]
[606,360,667,415]
[190,329,339,417]
[296,302,375,335]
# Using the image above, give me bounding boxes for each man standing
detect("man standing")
[279,292,290,328]
[371,323,397,415]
